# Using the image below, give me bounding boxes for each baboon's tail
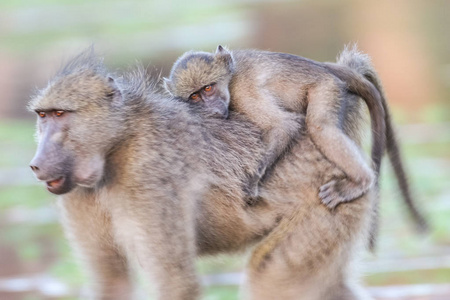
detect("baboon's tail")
[336,44,429,248]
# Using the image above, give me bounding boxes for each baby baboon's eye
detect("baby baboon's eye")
[190,93,201,103]
[55,110,65,117]
[38,111,46,118]
[203,84,215,95]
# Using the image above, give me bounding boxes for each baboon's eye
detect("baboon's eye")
[190,93,200,103]
[38,112,46,118]
[55,110,65,117]
[203,84,215,95]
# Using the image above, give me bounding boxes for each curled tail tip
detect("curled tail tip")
[406,198,430,235]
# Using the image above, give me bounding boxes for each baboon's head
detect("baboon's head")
[164,45,234,118]
[28,51,125,195]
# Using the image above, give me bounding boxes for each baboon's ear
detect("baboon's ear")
[215,45,234,71]
[163,77,173,95]
[107,77,123,107]
[216,45,230,55]
[216,45,224,53]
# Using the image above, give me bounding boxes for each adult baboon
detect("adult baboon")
[29,49,374,300]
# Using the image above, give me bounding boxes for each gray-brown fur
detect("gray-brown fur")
[29,49,376,299]
[164,45,386,210]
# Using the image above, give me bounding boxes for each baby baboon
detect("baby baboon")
[164,45,386,209]
[164,45,428,246]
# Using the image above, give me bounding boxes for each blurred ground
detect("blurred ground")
[0,0,449,299]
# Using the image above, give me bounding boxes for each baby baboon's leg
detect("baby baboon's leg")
[57,190,132,300]
[306,80,375,208]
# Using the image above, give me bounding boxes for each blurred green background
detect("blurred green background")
[0,0,449,299]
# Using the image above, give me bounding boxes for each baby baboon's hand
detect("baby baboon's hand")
[319,174,374,209]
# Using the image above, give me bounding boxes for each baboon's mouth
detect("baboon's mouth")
[46,177,65,192]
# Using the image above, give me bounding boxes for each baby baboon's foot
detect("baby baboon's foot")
[319,175,374,209]
[244,195,263,206]
[243,161,269,205]
[243,187,260,205]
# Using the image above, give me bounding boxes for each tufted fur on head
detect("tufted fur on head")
[164,45,235,99]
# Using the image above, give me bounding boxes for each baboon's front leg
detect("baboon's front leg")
[58,190,132,300]
[112,193,201,300]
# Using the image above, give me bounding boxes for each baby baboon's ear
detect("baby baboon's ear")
[216,45,231,56]
[216,45,225,53]
[215,45,235,71]
[107,76,123,107]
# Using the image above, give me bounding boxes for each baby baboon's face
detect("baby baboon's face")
[164,45,235,118]
[186,79,231,118]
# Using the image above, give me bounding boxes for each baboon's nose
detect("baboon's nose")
[30,155,43,174]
